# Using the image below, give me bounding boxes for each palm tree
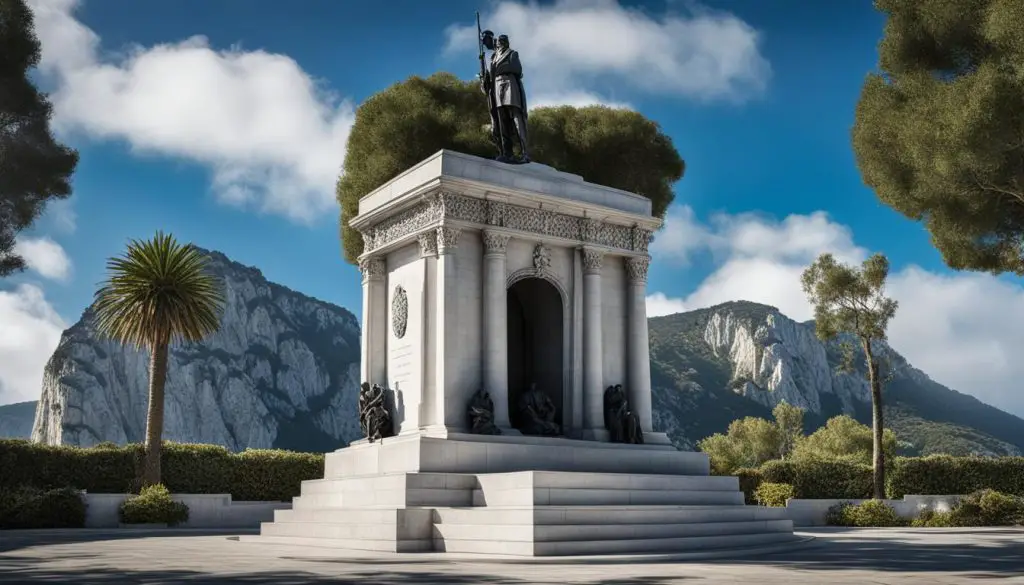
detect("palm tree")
[93,232,225,486]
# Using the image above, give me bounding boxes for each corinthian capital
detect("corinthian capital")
[625,256,650,284]
[359,257,386,283]
[482,230,511,256]
[581,247,604,275]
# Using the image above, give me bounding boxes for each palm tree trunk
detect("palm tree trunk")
[142,340,169,487]
[863,338,885,499]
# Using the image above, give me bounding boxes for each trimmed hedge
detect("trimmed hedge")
[735,456,1024,501]
[760,459,873,500]
[0,486,87,529]
[0,439,324,501]
[886,456,1024,498]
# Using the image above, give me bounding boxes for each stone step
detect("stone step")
[238,534,432,553]
[272,507,432,528]
[262,519,432,541]
[293,488,471,510]
[475,471,740,492]
[474,487,745,507]
[298,473,477,494]
[432,505,790,526]
[432,519,793,543]
[434,530,801,556]
[324,434,711,478]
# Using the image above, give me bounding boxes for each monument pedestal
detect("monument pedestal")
[243,432,798,555]
[244,151,798,556]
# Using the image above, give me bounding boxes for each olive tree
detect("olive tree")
[801,253,899,499]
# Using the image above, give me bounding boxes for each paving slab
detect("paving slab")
[0,526,1021,584]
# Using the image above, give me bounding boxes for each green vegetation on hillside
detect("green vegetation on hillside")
[649,301,1024,458]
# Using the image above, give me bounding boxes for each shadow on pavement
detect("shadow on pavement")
[0,554,691,585]
[703,530,1024,576]
[0,529,255,554]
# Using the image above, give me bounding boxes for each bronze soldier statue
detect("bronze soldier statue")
[478,29,530,164]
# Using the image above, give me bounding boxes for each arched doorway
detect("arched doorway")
[507,277,564,433]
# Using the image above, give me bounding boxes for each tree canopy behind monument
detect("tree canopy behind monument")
[336,73,685,264]
[852,0,1024,275]
[0,0,79,276]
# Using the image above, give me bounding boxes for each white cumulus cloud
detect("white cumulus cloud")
[647,205,1024,419]
[0,285,67,405]
[445,0,770,108]
[14,237,73,282]
[27,0,354,223]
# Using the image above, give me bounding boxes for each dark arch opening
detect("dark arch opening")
[507,277,564,433]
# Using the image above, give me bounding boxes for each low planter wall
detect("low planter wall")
[83,493,290,529]
[785,495,962,527]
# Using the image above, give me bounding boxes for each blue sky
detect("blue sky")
[3,0,1024,418]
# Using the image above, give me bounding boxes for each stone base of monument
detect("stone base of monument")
[241,433,800,557]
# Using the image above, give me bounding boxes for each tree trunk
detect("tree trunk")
[863,338,885,499]
[142,340,169,487]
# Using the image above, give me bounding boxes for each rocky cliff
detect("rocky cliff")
[650,301,1024,457]
[31,249,362,452]
[0,401,37,439]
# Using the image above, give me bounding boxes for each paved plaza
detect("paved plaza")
[0,527,1021,584]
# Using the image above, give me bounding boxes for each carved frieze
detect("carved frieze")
[625,256,650,283]
[359,191,654,256]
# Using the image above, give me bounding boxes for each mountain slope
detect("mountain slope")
[31,249,362,452]
[649,301,1024,456]
[0,401,37,439]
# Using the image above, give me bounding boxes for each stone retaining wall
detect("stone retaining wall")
[83,493,290,528]
[786,495,962,527]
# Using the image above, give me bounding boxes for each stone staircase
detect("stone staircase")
[246,469,799,556]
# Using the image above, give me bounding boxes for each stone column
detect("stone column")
[581,247,605,436]
[359,256,387,387]
[433,226,462,430]
[626,256,653,433]
[482,230,513,430]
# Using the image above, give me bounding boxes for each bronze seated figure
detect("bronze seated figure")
[467,388,502,435]
[358,382,394,443]
[517,382,561,436]
[603,384,644,444]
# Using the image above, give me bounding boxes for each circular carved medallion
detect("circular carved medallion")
[392,286,408,339]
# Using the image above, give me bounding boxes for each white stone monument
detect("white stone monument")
[246,151,799,556]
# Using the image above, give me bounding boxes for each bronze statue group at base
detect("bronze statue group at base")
[358,382,394,443]
[464,381,643,443]
[477,13,529,165]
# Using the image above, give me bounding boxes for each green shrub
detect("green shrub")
[887,456,1024,498]
[734,467,763,504]
[760,459,873,499]
[825,501,855,526]
[0,439,324,501]
[119,484,189,526]
[826,500,907,527]
[0,486,87,529]
[847,500,909,527]
[754,482,794,507]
